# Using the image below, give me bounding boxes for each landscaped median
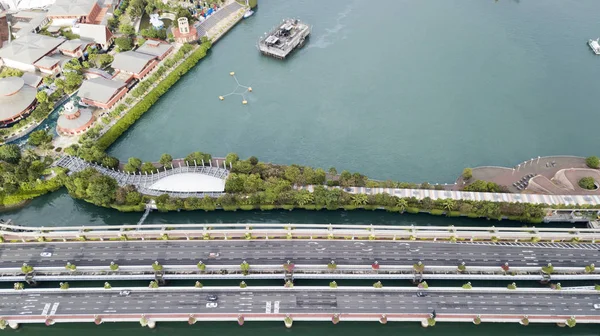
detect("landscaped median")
[4,263,600,282]
[0,286,596,329]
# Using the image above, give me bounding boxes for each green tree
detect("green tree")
[36,90,49,104]
[159,153,173,166]
[140,162,156,174]
[124,157,142,172]
[462,168,473,180]
[185,151,212,166]
[351,193,368,206]
[0,144,21,164]
[0,67,23,78]
[118,23,135,35]
[101,156,120,169]
[28,130,53,147]
[248,156,259,165]
[89,53,114,68]
[140,27,167,40]
[115,36,134,51]
[586,156,599,169]
[284,165,301,184]
[442,199,455,211]
[86,174,118,206]
[225,152,239,166]
[578,177,596,190]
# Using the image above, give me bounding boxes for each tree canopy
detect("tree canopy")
[586,156,599,169]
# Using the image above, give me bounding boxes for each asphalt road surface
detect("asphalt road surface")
[1,289,598,317]
[0,240,598,268]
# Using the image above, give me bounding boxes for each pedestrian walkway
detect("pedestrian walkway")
[55,156,228,198]
[296,185,600,206]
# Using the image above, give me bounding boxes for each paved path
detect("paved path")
[2,240,598,268]
[298,185,600,206]
[1,288,597,317]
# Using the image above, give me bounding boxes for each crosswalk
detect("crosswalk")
[453,241,600,250]
[264,301,280,314]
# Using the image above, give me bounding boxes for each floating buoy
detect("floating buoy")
[219,96,224,100]
[242,100,248,105]
[230,72,235,76]
[248,87,252,92]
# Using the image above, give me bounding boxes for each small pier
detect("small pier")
[258,18,310,59]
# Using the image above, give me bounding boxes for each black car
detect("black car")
[207,294,219,302]
[416,292,427,297]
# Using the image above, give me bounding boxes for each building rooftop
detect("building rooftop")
[0,76,37,122]
[21,72,42,87]
[58,38,90,51]
[135,39,172,58]
[57,102,94,131]
[0,33,64,65]
[47,0,97,17]
[111,50,156,74]
[78,76,125,104]
[77,23,111,45]
[34,55,60,68]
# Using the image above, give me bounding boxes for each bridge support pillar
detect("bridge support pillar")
[540,273,551,284]
[155,272,165,285]
[25,274,36,286]
[412,272,422,284]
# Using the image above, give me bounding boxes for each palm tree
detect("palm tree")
[104,282,111,289]
[240,260,250,274]
[351,193,368,206]
[327,260,337,270]
[197,261,206,271]
[59,282,69,290]
[109,262,119,271]
[149,281,159,288]
[152,261,163,271]
[395,198,408,212]
[442,199,455,211]
[13,282,24,290]
[329,281,338,288]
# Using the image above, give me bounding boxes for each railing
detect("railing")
[1,222,599,243]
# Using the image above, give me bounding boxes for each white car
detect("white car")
[119,290,131,296]
[594,304,600,309]
[206,302,218,308]
[40,252,52,257]
[209,252,220,258]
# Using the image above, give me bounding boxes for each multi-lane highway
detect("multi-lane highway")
[2,288,598,317]
[0,240,598,268]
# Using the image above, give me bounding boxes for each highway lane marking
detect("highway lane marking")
[49,302,59,315]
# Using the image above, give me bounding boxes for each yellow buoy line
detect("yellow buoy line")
[219,71,252,104]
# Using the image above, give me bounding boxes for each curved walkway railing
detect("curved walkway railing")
[55,156,228,198]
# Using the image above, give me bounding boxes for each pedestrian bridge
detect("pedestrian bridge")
[55,156,228,198]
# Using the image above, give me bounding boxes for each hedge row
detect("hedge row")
[96,42,212,150]
[1,170,67,207]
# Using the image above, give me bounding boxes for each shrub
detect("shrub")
[462,168,473,180]
[578,177,596,190]
[586,156,599,169]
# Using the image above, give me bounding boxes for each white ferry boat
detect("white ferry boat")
[588,38,600,55]
[243,10,254,19]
